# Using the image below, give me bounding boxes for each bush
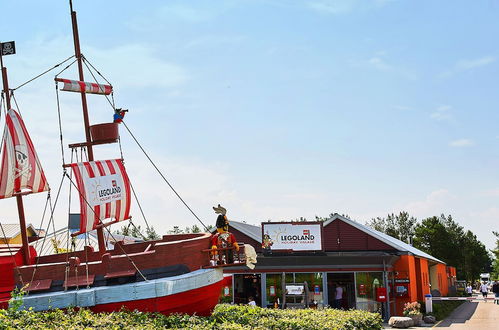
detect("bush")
[212,304,383,330]
[0,304,383,329]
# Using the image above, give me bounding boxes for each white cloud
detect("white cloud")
[438,56,496,78]
[403,189,453,216]
[456,56,496,71]
[449,139,473,147]
[306,0,395,15]
[350,56,417,80]
[430,105,452,121]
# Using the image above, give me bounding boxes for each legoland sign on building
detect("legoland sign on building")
[262,222,323,251]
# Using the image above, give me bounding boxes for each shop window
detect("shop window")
[266,273,283,308]
[356,272,384,314]
[265,272,324,308]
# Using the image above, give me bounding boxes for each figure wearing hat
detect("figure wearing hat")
[211,204,239,264]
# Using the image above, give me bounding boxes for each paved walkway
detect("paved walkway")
[434,300,498,329]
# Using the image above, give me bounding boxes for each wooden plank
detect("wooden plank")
[25,279,52,292]
[104,269,136,279]
[64,274,95,288]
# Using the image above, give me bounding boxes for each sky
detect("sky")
[0,0,498,251]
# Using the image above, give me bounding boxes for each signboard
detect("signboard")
[314,285,320,295]
[1,41,16,56]
[286,285,304,295]
[395,279,410,283]
[262,222,323,252]
[269,285,276,296]
[223,286,230,297]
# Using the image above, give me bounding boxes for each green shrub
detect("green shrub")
[212,304,383,330]
[0,304,383,329]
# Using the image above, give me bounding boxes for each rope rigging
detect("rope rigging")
[121,121,210,232]
[56,54,211,232]
[12,55,75,91]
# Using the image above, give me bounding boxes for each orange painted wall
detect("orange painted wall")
[436,263,448,296]
[415,258,430,301]
[393,255,418,315]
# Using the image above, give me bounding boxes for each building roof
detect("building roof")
[229,216,445,264]
[230,221,262,242]
[0,223,37,239]
[323,214,445,264]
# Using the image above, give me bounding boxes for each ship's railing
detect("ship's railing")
[202,244,246,268]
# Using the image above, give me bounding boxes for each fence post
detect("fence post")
[425,294,432,313]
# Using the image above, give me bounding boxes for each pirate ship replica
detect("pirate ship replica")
[0,1,248,315]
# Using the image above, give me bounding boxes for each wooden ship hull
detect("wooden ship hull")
[0,234,226,315]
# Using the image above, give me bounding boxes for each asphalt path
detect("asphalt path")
[434,299,498,329]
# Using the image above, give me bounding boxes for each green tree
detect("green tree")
[366,211,417,243]
[490,231,499,280]
[114,224,160,241]
[413,214,491,281]
[168,224,211,234]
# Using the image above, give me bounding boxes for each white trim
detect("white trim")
[16,268,223,311]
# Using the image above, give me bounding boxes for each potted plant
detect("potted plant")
[403,301,423,326]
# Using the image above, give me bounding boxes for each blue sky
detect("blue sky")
[1,0,498,250]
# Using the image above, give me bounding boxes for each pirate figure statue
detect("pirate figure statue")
[211,204,239,264]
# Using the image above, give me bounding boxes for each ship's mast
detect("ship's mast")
[69,1,107,253]
[0,45,31,265]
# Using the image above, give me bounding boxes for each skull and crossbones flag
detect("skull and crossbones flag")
[0,109,49,199]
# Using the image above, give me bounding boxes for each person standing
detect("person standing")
[479,281,489,301]
[248,296,256,306]
[334,283,343,309]
[492,280,499,305]
[466,283,473,297]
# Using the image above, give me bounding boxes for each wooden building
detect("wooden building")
[221,214,456,319]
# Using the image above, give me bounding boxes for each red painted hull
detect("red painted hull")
[90,280,223,316]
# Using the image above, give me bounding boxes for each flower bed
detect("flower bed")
[0,304,383,329]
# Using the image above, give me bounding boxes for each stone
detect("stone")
[423,315,436,324]
[388,316,414,328]
[409,314,423,326]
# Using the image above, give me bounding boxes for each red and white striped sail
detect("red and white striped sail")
[55,78,112,95]
[70,159,131,234]
[0,109,49,199]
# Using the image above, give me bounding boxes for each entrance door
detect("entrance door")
[233,274,261,306]
[327,273,355,309]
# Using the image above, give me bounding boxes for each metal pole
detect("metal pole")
[69,6,106,253]
[0,50,31,265]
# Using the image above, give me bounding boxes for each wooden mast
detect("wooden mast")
[0,46,31,265]
[69,0,107,254]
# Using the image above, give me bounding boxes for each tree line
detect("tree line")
[366,212,492,281]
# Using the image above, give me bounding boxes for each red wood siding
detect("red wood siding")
[228,227,262,253]
[323,220,395,252]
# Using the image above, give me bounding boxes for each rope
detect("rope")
[128,221,148,242]
[121,121,210,231]
[10,91,22,116]
[64,150,74,290]
[81,55,114,108]
[81,54,113,86]
[27,174,66,291]
[64,172,148,282]
[129,180,152,232]
[31,193,51,252]
[0,223,24,287]
[54,58,78,78]
[12,55,75,91]
[55,81,66,164]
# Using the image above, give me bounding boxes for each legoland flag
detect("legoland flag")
[70,159,131,234]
